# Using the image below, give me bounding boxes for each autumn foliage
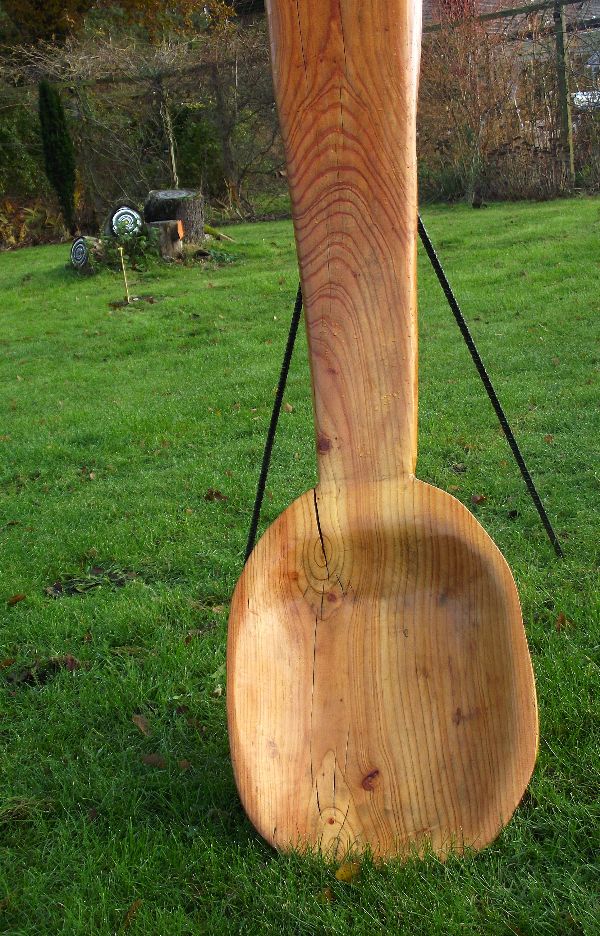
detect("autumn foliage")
[2,0,235,42]
[2,0,90,41]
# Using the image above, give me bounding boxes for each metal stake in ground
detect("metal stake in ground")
[118,246,132,305]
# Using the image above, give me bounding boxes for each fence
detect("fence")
[418,0,600,200]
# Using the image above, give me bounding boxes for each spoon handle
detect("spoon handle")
[267,0,422,486]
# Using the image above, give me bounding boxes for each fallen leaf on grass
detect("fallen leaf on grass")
[132,714,151,736]
[555,612,573,632]
[184,629,205,645]
[544,434,554,444]
[140,753,166,769]
[335,861,361,883]
[283,402,294,413]
[178,759,192,771]
[471,494,487,506]
[318,887,335,904]
[7,594,26,606]
[0,659,16,669]
[121,899,142,930]
[451,463,467,474]
[204,489,228,503]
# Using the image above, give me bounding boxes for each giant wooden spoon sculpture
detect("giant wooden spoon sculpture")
[227,0,538,860]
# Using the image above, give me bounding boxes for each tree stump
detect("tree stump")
[146,220,184,260]
[144,189,205,243]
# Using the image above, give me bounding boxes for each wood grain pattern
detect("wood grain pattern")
[227,0,538,860]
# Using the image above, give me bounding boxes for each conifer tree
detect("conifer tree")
[38,79,77,234]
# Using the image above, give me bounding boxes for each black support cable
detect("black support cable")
[418,215,564,559]
[245,223,564,562]
[244,283,303,562]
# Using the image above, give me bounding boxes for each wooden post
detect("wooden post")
[554,0,575,184]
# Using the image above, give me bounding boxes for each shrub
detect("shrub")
[101,220,159,271]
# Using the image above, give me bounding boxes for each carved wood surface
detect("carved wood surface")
[227,0,538,860]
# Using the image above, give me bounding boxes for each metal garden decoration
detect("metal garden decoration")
[109,206,143,237]
[69,236,90,270]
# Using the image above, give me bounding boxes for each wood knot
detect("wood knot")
[452,707,479,726]
[361,769,380,791]
[317,434,332,453]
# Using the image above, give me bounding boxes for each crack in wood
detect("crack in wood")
[309,614,318,785]
[313,488,331,578]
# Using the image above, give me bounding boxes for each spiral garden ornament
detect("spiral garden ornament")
[110,206,143,237]
[70,237,89,269]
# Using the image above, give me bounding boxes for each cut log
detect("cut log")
[147,220,184,260]
[70,236,103,273]
[144,189,205,243]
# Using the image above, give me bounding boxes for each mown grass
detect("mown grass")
[0,197,598,935]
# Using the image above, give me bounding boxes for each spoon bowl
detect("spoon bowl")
[228,479,537,859]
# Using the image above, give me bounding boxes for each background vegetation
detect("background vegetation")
[1,1,600,247]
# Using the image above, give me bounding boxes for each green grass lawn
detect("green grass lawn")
[0,197,598,935]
